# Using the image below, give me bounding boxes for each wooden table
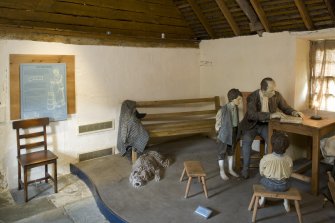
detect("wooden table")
[268,110,335,195]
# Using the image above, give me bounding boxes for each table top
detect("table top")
[270,110,335,129]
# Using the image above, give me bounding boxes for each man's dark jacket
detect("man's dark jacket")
[240,90,295,132]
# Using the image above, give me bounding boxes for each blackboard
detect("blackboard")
[20,63,67,121]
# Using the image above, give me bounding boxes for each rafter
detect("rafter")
[324,0,335,25]
[215,0,240,36]
[186,0,215,38]
[235,0,264,35]
[294,0,314,30]
[250,0,270,32]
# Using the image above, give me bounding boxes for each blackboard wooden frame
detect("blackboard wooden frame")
[10,54,75,120]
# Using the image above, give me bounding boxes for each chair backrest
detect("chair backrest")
[241,92,252,115]
[12,117,50,156]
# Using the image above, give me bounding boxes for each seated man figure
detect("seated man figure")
[239,77,302,179]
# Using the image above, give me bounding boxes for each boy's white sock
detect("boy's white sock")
[283,199,290,212]
[259,196,265,207]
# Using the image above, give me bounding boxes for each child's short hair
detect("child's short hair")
[271,131,290,154]
[227,88,242,102]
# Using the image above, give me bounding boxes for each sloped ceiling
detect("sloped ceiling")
[0,0,334,48]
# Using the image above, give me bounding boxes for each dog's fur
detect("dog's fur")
[129,151,169,188]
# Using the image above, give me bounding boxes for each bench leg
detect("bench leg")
[294,200,303,223]
[180,168,186,182]
[201,176,208,198]
[248,194,256,211]
[252,196,259,223]
[185,177,192,198]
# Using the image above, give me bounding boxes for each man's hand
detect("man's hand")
[270,112,287,119]
[292,111,304,119]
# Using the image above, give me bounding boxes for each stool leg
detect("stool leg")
[185,177,192,198]
[180,168,186,182]
[248,194,256,211]
[252,196,259,223]
[294,200,303,223]
[201,177,208,198]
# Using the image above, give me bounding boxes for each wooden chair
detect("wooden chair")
[235,92,265,171]
[12,117,58,202]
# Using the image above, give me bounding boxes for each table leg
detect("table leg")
[311,134,320,195]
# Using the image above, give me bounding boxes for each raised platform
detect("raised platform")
[70,136,335,223]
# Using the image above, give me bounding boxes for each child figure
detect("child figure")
[259,131,293,212]
[215,88,242,180]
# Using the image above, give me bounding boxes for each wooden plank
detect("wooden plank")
[215,0,241,36]
[186,0,216,38]
[142,110,217,121]
[324,0,335,25]
[294,0,315,30]
[0,8,193,37]
[0,2,188,27]
[10,54,75,120]
[250,0,271,32]
[35,0,55,10]
[136,97,218,107]
[54,0,182,18]
[148,127,214,137]
[0,25,199,48]
[144,119,215,130]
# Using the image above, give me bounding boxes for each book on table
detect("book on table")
[280,116,303,124]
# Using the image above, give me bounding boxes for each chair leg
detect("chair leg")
[24,168,28,202]
[294,200,303,223]
[252,196,259,223]
[185,177,192,198]
[18,162,21,190]
[45,164,48,183]
[259,140,265,158]
[201,177,208,198]
[54,161,58,193]
[180,167,186,182]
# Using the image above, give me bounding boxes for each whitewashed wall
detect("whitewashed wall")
[199,31,298,105]
[0,40,200,188]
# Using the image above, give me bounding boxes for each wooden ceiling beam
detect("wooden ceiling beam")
[250,0,271,32]
[186,0,215,38]
[324,0,335,25]
[235,0,264,35]
[0,24,199,48]
[294,0,314,30]
[215,0,240,36]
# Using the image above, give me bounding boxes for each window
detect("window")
[310,40,335,112]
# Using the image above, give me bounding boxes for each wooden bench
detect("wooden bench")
[131,97,220,161]
[180,161,208,198]
[248,184,303,223]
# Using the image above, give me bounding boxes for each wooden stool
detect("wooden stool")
[248,184,303,223]
[180,161,208,198]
